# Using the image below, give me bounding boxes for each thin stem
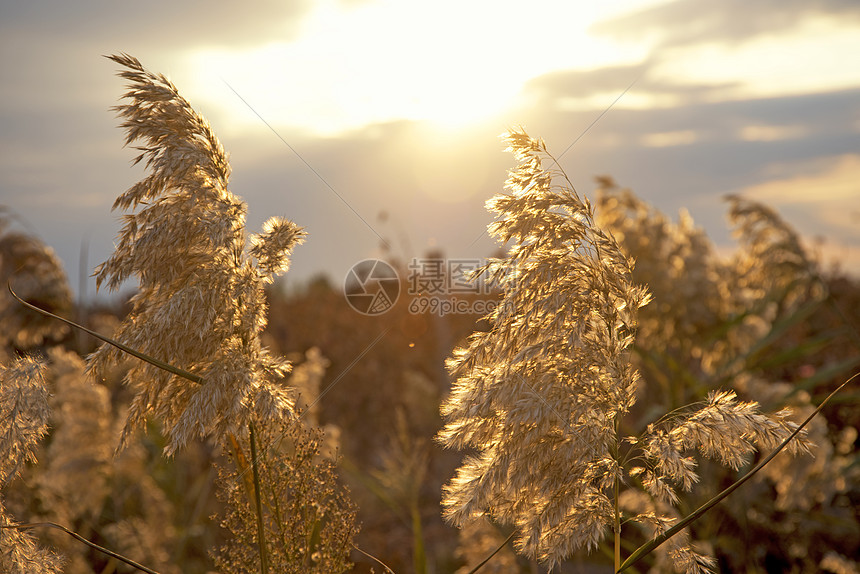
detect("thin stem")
[411,500,427,574]
[228,432,257,509]
[249,421,269,574]
[8,283,203,385]
[2,521,161,574]
[467,530,516,574]
[614,415,621,572]
[352,544,397,573]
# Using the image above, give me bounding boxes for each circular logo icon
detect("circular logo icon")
[343,259,400,316]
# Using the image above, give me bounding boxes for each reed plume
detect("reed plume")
[593,179,854,572]
[0,356,63,574]
[91,54,306,454]
[88,54,357,573]
[437,128,651,566]
[437,128,813,572]
[0,213,72,350]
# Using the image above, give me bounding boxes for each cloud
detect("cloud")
[3,0,860,292]
[0,0,312,50]
[740,154,860,241]
[737,124,808,142]
[640,130,698,147]
[590,0,860,47]
[504,74,860,257]
[520,64,859,162]
[753,154,860,197]
[523,62,739,108]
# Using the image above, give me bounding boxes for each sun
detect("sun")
[182,0,648,136]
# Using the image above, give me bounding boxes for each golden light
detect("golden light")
[182,0,650,137]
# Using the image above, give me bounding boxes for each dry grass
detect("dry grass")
[436,129,819,573]
[0,56,856,574]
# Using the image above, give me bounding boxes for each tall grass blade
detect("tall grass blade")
[1,521,162,574]
[8,283,203,384]
[249,422,269,574]
[466,531,516,574]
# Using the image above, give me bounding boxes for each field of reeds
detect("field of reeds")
[1,54,858,574]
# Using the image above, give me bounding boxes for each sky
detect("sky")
[2,0,859,303]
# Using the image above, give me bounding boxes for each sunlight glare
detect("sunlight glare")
[183,0,649,136]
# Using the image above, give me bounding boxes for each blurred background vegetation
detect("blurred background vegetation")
[1,182,858,573]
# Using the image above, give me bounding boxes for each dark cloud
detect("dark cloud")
[525,63,649,99]
[523,64,859,147]
[1,0,312,50]
[590,0,860,47]
[0,0,313,144]
[507,78,860,245]
[523,62,740,103]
